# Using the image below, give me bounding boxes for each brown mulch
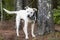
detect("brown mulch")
[0,21,60,40]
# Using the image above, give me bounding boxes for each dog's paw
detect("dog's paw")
[17,34,19,37]
[25,37,29,39]
[32,34,36,38]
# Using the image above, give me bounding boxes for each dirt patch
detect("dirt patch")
[0,30,60,40]
[0,21,60,40]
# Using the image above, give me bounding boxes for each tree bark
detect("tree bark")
[37,0,54,35]
[0,0,3,22]
[23,0,29,7]
[23,0,32,8]
[15,0,23,10]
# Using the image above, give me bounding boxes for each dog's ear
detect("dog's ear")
[25,6,29,9]
[33,8,37,11]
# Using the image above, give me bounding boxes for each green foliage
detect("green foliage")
[53,0,60,24]
[53,9,60,24]
[2,0,15,20]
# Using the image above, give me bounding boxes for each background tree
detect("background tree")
[15,0,23,10]
[0,0,3,22]
[37,0,54,35]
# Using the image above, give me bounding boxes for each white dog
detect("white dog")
[3,6,37,39]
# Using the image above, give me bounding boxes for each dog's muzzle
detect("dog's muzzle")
[27,14,36,20]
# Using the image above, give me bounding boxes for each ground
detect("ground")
[0,20,60,40]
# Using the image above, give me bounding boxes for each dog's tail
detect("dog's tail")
[3,8,18,14]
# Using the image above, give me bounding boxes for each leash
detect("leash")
[28,0,35,7]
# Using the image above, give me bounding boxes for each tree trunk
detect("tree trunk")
[23,0,32,8]
[23,0,29,8]
[37,0,54,35]
[0,0,3,22]
[15,0,23,10]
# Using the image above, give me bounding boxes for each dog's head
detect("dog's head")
[25,6,37,20]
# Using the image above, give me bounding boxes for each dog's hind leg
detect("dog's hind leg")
[16,16,20,36]
[23,20,28,39]
[31,22,36,38]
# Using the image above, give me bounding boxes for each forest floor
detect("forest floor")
[0,21,60,40]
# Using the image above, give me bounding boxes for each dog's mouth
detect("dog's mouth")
[27,13,36,20]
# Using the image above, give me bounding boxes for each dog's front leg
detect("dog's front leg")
[31,22,36,37]
[23,20,28,39]
[16,16,20,36]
